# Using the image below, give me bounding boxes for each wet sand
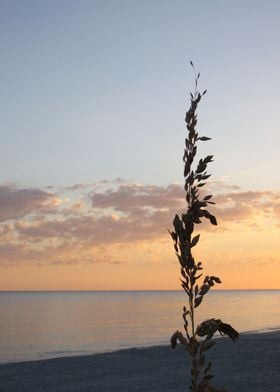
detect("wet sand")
[0,331,279,392]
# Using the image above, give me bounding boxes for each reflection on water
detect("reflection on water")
[0,290,279,363]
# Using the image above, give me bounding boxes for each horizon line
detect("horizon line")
[0,288,279,293]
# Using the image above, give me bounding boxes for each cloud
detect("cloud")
[0,180,279,266]
[0,184,60,222]
[213,190,280,222]
[65,178,128,191]
[91,183,184,212]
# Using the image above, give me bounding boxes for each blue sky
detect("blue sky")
[1,0,280,189]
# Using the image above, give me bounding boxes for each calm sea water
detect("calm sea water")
[0,290,279,364]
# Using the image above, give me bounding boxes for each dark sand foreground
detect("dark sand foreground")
[0,331,279,392]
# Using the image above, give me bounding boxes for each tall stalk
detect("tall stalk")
[170,63,239,392]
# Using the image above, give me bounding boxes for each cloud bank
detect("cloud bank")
[0,180,279,266]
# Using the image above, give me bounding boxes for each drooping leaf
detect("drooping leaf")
[218,321,239,341]
[211,276,222,284]
[171,330,188,348]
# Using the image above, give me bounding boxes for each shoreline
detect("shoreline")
[0,330,279,391]
[1,327,280,366]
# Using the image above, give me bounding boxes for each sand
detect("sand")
[0,331,279,392]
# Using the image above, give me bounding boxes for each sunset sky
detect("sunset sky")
[0,0,279,290]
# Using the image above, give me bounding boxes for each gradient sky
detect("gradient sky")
[0,0,279,290]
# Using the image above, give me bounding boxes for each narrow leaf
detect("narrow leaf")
[191,234,200,247]
[200,136,211,141]
[209,214,217,225]
[194,296,203,308]
[204,195,213,201]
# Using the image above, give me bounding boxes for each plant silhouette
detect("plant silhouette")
[169,62,239,392]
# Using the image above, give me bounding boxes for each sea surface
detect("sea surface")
[0,290,279,364]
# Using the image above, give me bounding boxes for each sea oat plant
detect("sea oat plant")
[169,63,239,392]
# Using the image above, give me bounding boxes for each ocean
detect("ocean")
[0,290,279,364]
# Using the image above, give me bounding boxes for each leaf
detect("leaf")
[211,276,222,284]
[173,214,180,228]
[168,229,177,243]
[204,155,214,163]
[218,321,239,341]
[194,217,202,224]
[199,284,210,296]
[191,234,200,247]
[194,296,203,308]
[183,306,190,323]
[201,174,211,180]
[200,136,211,141]
[202,210,211,219]
[181,283,189,295]
[204,195,213,200]
[184,162,191,177]
[202,89,207,95]
[196,161,207,174]
[190,60,193,66]
[209,214,217,225]
[171,330,188,348]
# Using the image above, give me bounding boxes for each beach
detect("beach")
[0,331,279,392]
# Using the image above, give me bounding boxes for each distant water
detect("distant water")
[0,290,279,364]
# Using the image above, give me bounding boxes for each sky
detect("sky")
[0,0,279,290]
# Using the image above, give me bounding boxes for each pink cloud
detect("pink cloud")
[91,183,184,211]
[0,180,279,266]
[0,185,60,222]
